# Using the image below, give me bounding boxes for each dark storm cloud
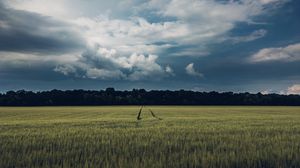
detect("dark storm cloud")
[0,2,83,54]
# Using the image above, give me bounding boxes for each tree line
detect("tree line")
[0,88,299,106]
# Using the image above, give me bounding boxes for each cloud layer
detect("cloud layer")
[0,2,82,53]
[229,29,268,43]
[250,43,300,62]
[1,0,298,93]
[287,84,300,95]
[1,0,287,80]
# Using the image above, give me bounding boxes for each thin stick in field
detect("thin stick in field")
[137,106,143,120]
[148,109,162,120]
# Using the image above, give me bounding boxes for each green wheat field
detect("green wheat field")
[0,106,300,168]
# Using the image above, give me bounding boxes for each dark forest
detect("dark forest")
[0,88,300,106]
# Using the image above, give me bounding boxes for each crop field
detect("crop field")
[0,106,300,168]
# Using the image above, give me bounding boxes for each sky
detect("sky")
[0,0,300,94]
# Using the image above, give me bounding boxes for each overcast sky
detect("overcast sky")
[0,0,300,94]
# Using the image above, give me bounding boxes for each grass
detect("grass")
[0,106,300,168]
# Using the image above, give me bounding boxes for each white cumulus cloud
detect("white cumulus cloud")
[185,63,203,78]
[54,45,172,80]
[165,65,175,76]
